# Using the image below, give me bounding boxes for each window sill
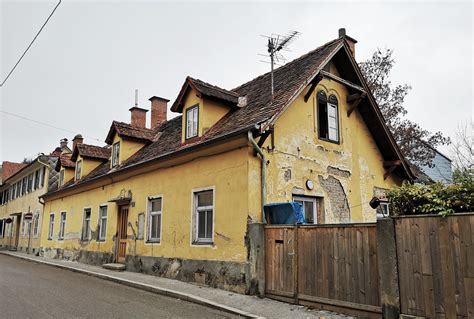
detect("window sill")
[146,240,161,244]
[318,137,340,145]
[58,238,64,241]
[97,239,106,242]
[192,240,213,246]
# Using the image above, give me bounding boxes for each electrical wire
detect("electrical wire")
[0,110,102,142]
[0,0,62,87]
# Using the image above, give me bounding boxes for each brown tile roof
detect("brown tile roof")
[105,121,156,145]
[1,161,27,182]
[42,36,414,198]
[55,154,75,171]
[71,144,111,162]
[171,76,240,112]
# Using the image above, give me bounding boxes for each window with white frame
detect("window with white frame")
[98,206,107,241]
[185,105,199,139]
[33,211,40,237]
[293,196,319,224]
[59,212,66,240]
[317,91,339,143]
[34,169,40,189]
[148,197,162,242]
[82,208,91,241]
[21,219,25,237]
[112,142,120,167]
[27,174,33,193]
[75,160,82,181]
[40,167,45,187]
[59,169,64,187]
[193,190,214,243]
[0,219,4,238]
[22,176,27,194]
[377,202,390,219]
[48,214,55,240]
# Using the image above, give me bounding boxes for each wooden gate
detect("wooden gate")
[116,206,129,263]
[265,224,381,318]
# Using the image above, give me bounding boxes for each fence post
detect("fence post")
[376,218,401,319]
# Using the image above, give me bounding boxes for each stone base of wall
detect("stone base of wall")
[37,223,265,296]
[40,247,114,266]
[126,255,250,294]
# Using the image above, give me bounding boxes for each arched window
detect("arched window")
[317,91,339,142]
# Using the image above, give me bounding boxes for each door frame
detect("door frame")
[115,205,129,263]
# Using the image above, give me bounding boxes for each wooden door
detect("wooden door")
[116,206,129,263]
[264,226,296,301]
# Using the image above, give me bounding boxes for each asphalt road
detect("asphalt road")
[0,254,240,319]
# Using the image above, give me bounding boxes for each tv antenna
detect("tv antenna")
[260,30,300,96]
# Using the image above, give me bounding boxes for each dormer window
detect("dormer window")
[185,105,199,139]
[75,160,82,181]
[59,169,64,186]
[112,142,120,167]
[317,91,339,143]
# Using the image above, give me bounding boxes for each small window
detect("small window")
[148,197,162,242]
[48,214,55,240]
[193,190,214,244]
[59,170,64,186]
[185,105,199,139]
[112,142,120,167]
[21,220,25,237]
[98,206,107,241]
[33,211,40,237]
[59,212,66,240]
[75,160,82,181]
[317,91,339,143]
[34,169,40,189]
[22,177,27,195]
[293,196,320,224]
[40,167,45,187]
[27,174,33,193]
[377,202,390,219]
[82,208,91,241]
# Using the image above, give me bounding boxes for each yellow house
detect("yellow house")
[0,138,71,253]
[39,29,413,294]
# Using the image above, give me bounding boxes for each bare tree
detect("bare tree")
[451,121,473,183]
[359,48,450,168]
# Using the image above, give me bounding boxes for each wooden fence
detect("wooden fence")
[264,213,474,318]
[265,224,381,317]
[395,214,474,318]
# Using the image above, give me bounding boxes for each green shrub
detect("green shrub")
[388,179,474,216]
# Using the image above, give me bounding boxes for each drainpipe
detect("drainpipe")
[248,130,267,223]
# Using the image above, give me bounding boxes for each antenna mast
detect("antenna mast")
[263,30,300,96]
[134,89,138,107]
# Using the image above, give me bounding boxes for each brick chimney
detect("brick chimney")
[72,134,83,150]
[338,28,357,58]
[60,138,69,152]
[129,106,148,128]
[149,96,169,129]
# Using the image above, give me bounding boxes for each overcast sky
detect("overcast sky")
[1,0,472,163]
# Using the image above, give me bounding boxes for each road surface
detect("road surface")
[0,254,239,319]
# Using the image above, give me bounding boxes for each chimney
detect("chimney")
[60,138,68,152]
[149,96,169,129]
[129,106,148,128]
[72,134,83,150]
[338,28,357,58]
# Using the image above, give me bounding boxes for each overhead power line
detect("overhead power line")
[0,0,62,87]
[0,110,102,142]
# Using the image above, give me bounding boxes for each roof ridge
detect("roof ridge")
[187,76,240,97]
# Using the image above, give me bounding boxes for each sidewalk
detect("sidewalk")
[0,250,349,319]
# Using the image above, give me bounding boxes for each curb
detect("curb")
[0,251,262,319]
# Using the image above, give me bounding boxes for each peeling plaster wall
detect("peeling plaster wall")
[261,69,402,223]
[41,147,251,263]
